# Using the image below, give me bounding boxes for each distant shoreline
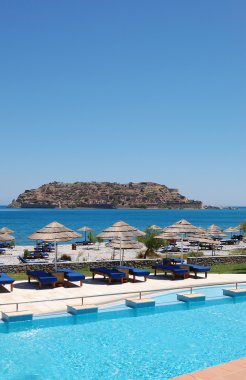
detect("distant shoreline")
[0,205,245,210]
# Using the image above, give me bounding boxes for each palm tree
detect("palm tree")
[137,228,167,258]
[240,220,246,234]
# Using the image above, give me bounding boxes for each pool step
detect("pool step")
[125,298,155,308]
[177,293,206,302]
[223,288,246,297]
[67,304,98,315]
[2,311,33,322]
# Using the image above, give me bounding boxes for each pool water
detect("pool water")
[1,296,246,380]
[153,283,246,304]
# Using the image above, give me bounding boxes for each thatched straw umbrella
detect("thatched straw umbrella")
[225,227,239,233]
[28,221,81,270]
[155,232,179,258]
[224,226,240,237]
[161,219,200,234]
[0,227,14,234]
[148,225,162,231]
[207,224,224,237]
[161,219,201,261]
[0,233,15,242]
[78,226,92,241]
[156,232,178,240]
[107,233,142,261]
[96,220,144,263]
[96,220,141,238]
[135,229,146,237]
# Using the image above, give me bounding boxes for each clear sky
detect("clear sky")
[0,0,245,206]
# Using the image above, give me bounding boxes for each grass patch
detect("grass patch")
[7,268,92,281]
[75,268,91,277]
[9,263,246,280]
[228,249,246,255]
[7,272,27,281]
[211,263,246,274]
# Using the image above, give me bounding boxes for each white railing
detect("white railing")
[0,280,245,312]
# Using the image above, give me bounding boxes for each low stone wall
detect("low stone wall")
[187,255,246,266]
[0,259,162,274]
[3,256,246,273]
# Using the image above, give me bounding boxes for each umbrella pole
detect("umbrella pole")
[181,234,184,263]
[54,242,58,271]
[120,237,122,265]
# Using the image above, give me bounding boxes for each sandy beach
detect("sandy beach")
[0,240,246,265]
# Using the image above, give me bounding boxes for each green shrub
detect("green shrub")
[87,232,97,243]
[23,249,29,259]
[240,220,246,233]
[60,254,71,261]
[136,251,161,259]
[187,251,205,258]
[137,229,168,258]
[228,249,246,255]
[136,252,144,259]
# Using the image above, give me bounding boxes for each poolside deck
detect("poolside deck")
[0,273,246,315]
[171,357,246,379]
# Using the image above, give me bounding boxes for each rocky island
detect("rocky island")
[9,181,202,209]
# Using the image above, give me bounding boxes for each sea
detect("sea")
[0,206,246,245]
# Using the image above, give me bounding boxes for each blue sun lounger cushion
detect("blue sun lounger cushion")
[90,267,126,284]
[185,264,210,278]
[152,264,189,280]
[56,268,85,286]
[0,273,15,291]
[18,256,47,264]
[116,266,150,282]
[26,270,57,289]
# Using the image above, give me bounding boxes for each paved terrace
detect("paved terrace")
[0,273,246,315]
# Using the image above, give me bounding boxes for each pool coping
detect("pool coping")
[170,357,246,379]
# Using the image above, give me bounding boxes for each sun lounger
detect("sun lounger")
[90,267,126,284]
[56,268,85,286]
[0,273,15,291]
[115,266,150,282]
[152,264,189,280]
[18,256,47,264]
[40,252,49,258]
[164,259,210,279]
[26,251,49,259]
[160,259,209,279]
[26,270,57,289]
[184,264,210,278]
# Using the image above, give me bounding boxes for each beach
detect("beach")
[1,240,246,266]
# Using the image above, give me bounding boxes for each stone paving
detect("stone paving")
[0,272,246,315]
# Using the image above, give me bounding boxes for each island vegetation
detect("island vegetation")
[9,181,202,209]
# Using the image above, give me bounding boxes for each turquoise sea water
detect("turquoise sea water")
[0,207,246,244]
[1,297,246,379]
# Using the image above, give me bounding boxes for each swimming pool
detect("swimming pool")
[153,283,246,304]
[1,291,246,379]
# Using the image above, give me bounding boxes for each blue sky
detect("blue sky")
[0,0,245,206]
